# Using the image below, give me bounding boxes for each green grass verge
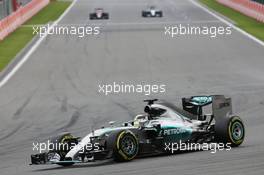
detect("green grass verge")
[200,0,264,41]
[0,0,71,71]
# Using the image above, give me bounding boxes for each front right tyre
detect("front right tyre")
[49,132,78,166]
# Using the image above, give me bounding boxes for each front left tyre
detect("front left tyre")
[108,130,139,162]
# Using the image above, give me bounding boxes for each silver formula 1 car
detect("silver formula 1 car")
[142,6,163,17]
[30,95,245,166]
[90,8,109,20]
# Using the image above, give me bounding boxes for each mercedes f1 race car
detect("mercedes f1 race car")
[30,95,245,166]
[142,6,163,17]
[90,8,109,20]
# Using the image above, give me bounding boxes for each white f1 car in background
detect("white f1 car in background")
[90,8,109,20]
[142,6,163,17]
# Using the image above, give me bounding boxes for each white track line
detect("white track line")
[20,20,222,27]
[97,20,222,26]
[1,0,262,88]
[189,0,264,47]
[0,0,77,88]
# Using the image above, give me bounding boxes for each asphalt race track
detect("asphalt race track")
[0,0,264,174]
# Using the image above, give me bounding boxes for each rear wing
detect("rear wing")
[182,95,232,121]
[212,95,232,121]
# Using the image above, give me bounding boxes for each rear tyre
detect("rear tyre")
[108,130,139,162]
[215,116,245,147]
[90,14,94,20]
[104,14,109,19]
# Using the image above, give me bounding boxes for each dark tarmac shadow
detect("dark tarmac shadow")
[31,145,247,172]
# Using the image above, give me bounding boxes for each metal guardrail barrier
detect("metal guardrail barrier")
[0,0,14,20]
[217,0,264,22]
[251,0,264,5]
[0,0,50,40]
[0,0,33,20]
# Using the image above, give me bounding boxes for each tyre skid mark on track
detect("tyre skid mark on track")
[0,0,78,88]
[64,68,89,97]
[0,122,25,141]
[12,89,37,119]
[56,110,81,132]
[60,96,68,112]
[55,104,89,132]
[113,101,136,119]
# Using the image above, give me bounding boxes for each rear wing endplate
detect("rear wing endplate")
[182,95,232,121]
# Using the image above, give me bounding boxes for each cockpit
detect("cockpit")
[150,104,185,121]
[133,103,187,128]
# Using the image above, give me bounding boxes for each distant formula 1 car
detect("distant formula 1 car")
[31,95,245,166]
[142,6,163,17]
[90,8,109,20]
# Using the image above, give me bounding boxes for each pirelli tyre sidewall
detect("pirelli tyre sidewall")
[228,116,245,146]
[215,116,245,147]
[111,130,139,162]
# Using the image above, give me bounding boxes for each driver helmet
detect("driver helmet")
[133,114,148,127]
